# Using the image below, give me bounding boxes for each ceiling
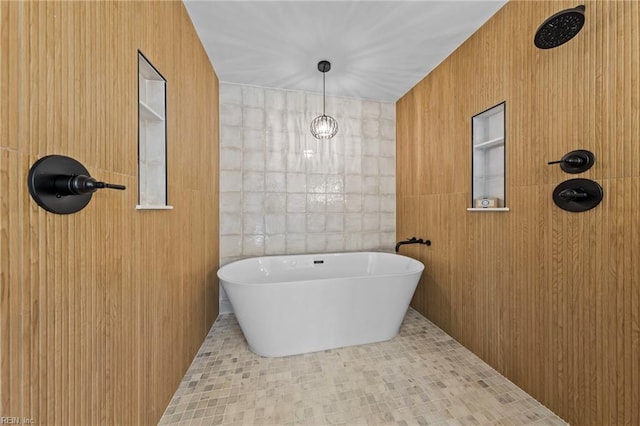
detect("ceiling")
[184,1,507,102]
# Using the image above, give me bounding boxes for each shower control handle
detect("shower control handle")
[547,150,595,174]
[552,178,603,212]
[557,188,588,201]
[54,174,126,196]
[28,154,127,215]
[547,157,586,166]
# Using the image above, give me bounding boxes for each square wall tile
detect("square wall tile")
[307,194,326,213]
[243,129,265,151]
[243,235,265,256]
[265,234,286,254]
[379,157,395,176]
[220,104,242,127]
[362,119,380,138]
[265,193,286,213]
[243,172,265,192]
[380,177,396,195]
[380,195,396,213]
[380,139,395,157]
[306,214,326,233]
[242,86,264,108]
[287,173,307,193]
[363,177,379,195]
[381,119,395,139]
[221,171,242,192]
[326,214,344,232]
[286,233,306,252]
[363,157,379,176]
[265,89,286,110]
[287,194,306,213]
[345,175,363,193]
[220,192,241,213]
[243,192,264,213]
[220,148,242,171]
[287,214,306,233]
[220,213,242,235]
[265,151,286,172]
[218,83,397,312]
[244,150,265,171]
[326,194,345,213]
[345,194,363,213]
[326,234,345,251]
[363,213,380,231]
[306,234,327,252]
[345,214,363,232]
[220,125,242,149]
[219,83,242,105]
[243,107,265,130]
[364,195,379,212]
[220,235,242,258]
[243,213,264,235]
[266,172,286,193]
[265,214,286,235]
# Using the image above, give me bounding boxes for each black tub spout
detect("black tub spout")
[395,237,431,253]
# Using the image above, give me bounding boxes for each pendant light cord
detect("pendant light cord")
[322,71,326,116]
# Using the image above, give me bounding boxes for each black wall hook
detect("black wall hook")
[28,155,126,214]
[548,149,595,174]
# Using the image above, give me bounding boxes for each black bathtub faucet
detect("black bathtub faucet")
[395,237,431,253]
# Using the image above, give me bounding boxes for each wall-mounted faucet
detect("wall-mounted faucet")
[395,237,431,253]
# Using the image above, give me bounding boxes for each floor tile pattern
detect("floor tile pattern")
[160,309,567,425]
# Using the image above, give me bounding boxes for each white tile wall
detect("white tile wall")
[219,83,396,312]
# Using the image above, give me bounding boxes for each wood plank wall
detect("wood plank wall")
[0,2,219,424]
[397,1,639,424]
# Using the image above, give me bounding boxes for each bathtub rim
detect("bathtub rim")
[217,250,424,286]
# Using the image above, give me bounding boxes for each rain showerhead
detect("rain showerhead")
[534,5,585,49]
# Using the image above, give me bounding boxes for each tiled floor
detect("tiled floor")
[159,309,567,425]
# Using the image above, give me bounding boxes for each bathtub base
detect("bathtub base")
[218,252,424,358]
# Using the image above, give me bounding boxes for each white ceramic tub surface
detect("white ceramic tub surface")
[217,251,424,357]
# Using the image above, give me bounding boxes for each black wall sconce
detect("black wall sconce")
[27,155,126,214]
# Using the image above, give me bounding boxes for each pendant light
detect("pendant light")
[310,60,338,139]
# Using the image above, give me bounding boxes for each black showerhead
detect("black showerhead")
[534,5,585,49]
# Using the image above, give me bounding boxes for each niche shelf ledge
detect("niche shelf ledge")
[136,205,174,210]
[139,101,164,122]
[473,136,504,150]
[467,207,510,212]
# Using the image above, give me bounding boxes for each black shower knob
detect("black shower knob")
[27,155,126,215]
[547,150,595,174]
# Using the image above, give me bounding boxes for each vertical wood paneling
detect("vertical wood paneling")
[0,2,219,424]
[397,1,639,425]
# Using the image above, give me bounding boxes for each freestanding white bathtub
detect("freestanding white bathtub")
[217,251,424,357]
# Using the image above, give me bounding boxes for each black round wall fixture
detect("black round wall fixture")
[552,178,603,212]
[534,5,586,49]
[27,155,126,215]
[547,149,595,174]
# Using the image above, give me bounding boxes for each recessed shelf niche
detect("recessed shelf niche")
[137,52,172,210]
[468,101,508,212]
